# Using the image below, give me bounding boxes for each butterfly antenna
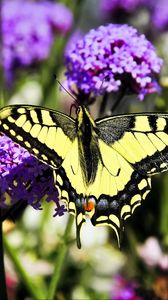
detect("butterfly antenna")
[99,75,110,90]
[53,74,77,102]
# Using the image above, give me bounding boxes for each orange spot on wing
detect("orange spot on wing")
[84,199,95,212]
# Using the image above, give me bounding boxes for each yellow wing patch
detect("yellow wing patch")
[62,138,86,194]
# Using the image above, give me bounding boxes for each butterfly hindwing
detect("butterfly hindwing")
[53,138,88,248]
[87,140,151,243]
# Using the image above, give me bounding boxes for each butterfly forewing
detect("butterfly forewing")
[96,113,168,175]
[0,105,77,168]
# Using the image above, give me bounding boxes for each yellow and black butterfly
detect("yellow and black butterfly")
[0,104,168,248]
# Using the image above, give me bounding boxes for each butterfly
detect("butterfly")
[0,104,168,248]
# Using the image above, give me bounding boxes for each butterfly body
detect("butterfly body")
[0,105,168,248]
[76,106,99,184]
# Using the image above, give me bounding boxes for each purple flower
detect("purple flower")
[45,2,73,34]
[2,0,73,81]
[100,0,144,16]
[151,0,168,31]
[64,24,162,101]
[110,275,142,300]
[0,134,66,216]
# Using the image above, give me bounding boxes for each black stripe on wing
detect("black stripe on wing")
[133,144,168,175]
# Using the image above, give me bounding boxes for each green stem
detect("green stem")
[47,215,74,300]
[0,211,8,300]
[40,36,67,109]
[160,174,168,245]
[110,87,128,113]
[99,93,108,117]
[4,236,45,300]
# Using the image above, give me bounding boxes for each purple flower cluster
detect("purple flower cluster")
[2,0,73,81]
[110,275,142,300]
[0,134,66,216]
[100,0,144,16]
[65,24,162,101]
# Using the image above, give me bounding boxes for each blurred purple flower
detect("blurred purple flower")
[151,0,168,31]
[2,0,73,81]
[100,0,144,16]
[65,24,162,101]
[110,275,142,300]
[0,134,65,216]
[100,0,168,33]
